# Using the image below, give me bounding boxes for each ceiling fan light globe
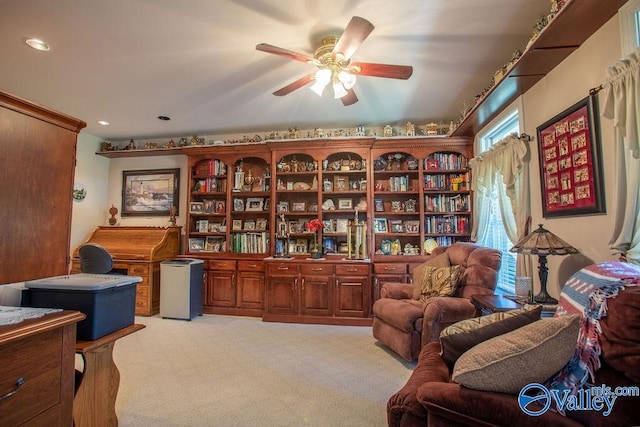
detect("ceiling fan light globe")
[338,71,357,89]
[314,68,332,85]
[310,80,328,96]
[333,81,348,99]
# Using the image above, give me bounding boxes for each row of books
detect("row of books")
[195,159,226,176]
[423,172,469,190]
[424,215,469,234]
[194,177,226,193]
[425,194,469,213]
[230,232,269,254]
[424,153,468,171]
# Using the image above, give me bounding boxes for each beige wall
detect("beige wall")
[520,16,622,299]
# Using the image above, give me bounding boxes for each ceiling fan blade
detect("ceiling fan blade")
[341,88,358,106]
[332,16,374,60]
[352,62,413,80]
[256,43,314,63]
[272,73,315,96]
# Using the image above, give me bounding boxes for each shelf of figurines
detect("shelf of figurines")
[451,0,626,137]
[95,122,464,158]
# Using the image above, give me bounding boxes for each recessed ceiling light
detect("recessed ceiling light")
[97,120,110,126]
[25,38,51,52]
[158,115,171,121]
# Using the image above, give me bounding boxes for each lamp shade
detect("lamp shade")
[510,224,578,256]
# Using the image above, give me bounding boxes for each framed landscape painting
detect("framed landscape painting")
[122,168,180,216]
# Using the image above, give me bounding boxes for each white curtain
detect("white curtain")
[470,134,532,275]
[601,49,640,262]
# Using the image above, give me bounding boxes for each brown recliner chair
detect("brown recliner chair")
[372,242,501,361]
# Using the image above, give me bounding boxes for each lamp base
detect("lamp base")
[533,291,558,305]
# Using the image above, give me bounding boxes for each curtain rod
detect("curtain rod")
[589,84,603,96]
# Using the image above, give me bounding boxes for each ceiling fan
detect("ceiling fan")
[256,16,413,106]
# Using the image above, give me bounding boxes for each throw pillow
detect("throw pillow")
[415,265,462,303]
[412,252,451,300]
[439,305,542,368]
[452,314,580,394]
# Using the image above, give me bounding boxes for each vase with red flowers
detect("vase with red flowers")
[306,218,325,259]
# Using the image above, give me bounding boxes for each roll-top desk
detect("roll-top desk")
[71,226,181,316]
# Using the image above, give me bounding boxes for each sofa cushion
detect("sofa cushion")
[414,265,462,303]
[599,286,640,382]
[439,305,542,368]
[412,252,451,300]
[452,315,580,394]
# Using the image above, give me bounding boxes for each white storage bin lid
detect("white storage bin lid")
[25,273,142,291]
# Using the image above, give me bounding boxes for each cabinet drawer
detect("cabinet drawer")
[374,263,407,274]
[266,263,298,275]
[207,260,236,271]
[336,264,369,275]
[238,260,264,272]
[0,329,61,426]
[127,264,149,275]
[300,264,334,275]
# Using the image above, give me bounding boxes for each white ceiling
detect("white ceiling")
[0,0,551,141]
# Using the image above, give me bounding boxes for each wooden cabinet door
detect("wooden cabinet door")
[266,274,298,315]
[206,271,235,307]
[300,275,332,316]
[335,276,369,318]
[236,271,264,310]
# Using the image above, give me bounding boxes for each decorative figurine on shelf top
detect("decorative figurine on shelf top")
[108,205,118,226]
[383,125,393,137]
[169,205,177,226]
[124,139,137,150]
[355,125,366,136]
[426,122,439,136]
[405,122,415,137]
[165,139,176,148]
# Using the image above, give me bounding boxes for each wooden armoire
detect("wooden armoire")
[0,90,86,284]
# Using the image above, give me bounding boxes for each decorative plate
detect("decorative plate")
[373,156,387,171]
[423,238,438,254]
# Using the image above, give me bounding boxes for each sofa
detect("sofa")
[387,263,640,427]
[372,242,501,361]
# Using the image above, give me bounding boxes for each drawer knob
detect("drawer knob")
[311,268,322,272]
[0,378,24,401]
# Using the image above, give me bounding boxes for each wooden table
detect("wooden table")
[74,323,145,427]
[470,294,521,316]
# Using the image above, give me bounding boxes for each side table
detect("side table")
[470,294,521,316]
[74,323,145,427]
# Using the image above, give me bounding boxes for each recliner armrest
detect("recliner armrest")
[380,282,414,299]
[422,297,477,342]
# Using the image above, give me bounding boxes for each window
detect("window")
[476,109,520,295]
[620,0,640,56]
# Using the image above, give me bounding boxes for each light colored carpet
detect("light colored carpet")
[112,314,416,426]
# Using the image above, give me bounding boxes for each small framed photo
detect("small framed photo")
[404,220,420,233]
[323,237,337,253]
[232,219,243,231]
[203,199,215,213]
[322,219,335,233]
[334,176,349,192]
[208,222,221,232]
[374,218,388,233]
[246,197,264,211]
[215,200,226,214]
[188,238,205,252]
[244,220,256,230]
[338,199,353,210]
[308,203,318,212]
[233,198,244,212]
[190,202,204,213]
[374,199,384,212]
[263,198,270,211]
[288,221,300,234]
[336,219,349,233]
[323,179,333,192]
[277,201,289,213]
[389,219,404,233]
[291,201,306,212]
[256,218,268,231]
[197,219,209,233]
